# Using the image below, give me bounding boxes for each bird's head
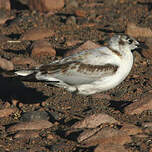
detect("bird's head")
[108,34,140,52]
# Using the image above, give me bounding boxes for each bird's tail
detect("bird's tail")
[14,70,35,76]
[0,69,38,81]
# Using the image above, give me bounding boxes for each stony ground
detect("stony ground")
[0,0,152,152]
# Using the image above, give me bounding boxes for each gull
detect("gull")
[15,34,140,95]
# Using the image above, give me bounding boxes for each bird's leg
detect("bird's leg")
[71,88,79,99]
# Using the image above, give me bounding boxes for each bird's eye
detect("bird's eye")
[128,39,133,44]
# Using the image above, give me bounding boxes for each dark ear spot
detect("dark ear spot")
[119,39,125,45]
[128,39,133,44]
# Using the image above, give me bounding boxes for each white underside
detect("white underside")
[15,45,134,95]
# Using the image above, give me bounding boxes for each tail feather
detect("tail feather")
[15,70,35,76]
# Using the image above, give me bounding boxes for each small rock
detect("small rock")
[126,22,152,38]
[64,40,101,57]
[47,133,54,140]
[7,120,53,132]
[14,131,39,139]
[21,110,49,122]
[94,144,128,152]
[78,127,101,142]
[72,113,119,129]
[66,40,83,47]
[103,0,121,6]
[0,9,14,25]
[11,57,39,67]
[150,148,152,152]
[31,40,56,57]
[124,93,152,115]
[120,124,142,135]
[21,27,55,41]
[0,57,14,71]
[0,0,10,11]
[82,127,131,146]
[3,102,10,108]
[27,0,64,12]
[75,10,87,17]
[66,0,78,8]
[0,108,17,118]
[66,16,77,25]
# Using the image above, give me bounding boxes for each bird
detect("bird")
[14,34,140,95]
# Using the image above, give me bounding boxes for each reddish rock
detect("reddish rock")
[120,124,142,135]
[0,108,17,118]
[0,0,10,11]
[21,28,55,41]
[78,127,101,142]
[82,127,131,146]
[31,40,56,57]
[7,120,53,132]
[28,0,64,12]
[72,113,119,129]
[94,144,129,152]
[124,93,152,115]
[75,10,87,17]
[14,131,39,139]
[0,9,14,25]
[0,57,14,71]
[66,40,83,47]
[11,57,39,67]
[126,22,152,38]
[64,40,101,57]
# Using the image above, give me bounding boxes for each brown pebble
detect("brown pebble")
[27,0,64,12]
[78,127,101,142]
[75,10,87,17]
[0,108,17,118]
[120,123,142,135]
[31,40,56,57]
[0,57,14,71]
[72,113,119,129]
[64,40,101,57]
[21,27,55,41]
[11,57,39,67]
[3,102,10,108]
[82,127,131,146]
[94,144,129,152]
[14,131,39,139]
[66,40,83,47]
[7,120,53,132]
[0,0,10,11]
[126,22,152,38]
[124,93,152,115]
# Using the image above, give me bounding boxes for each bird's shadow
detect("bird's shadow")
[0,75,48,104]
[109,100,132,112]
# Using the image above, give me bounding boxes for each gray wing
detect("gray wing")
[38,47,119,85]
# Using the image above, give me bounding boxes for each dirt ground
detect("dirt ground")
[0,0,152,151]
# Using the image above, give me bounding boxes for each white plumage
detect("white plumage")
[15,34,139,95]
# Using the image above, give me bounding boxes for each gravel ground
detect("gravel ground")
[0,0,152,151]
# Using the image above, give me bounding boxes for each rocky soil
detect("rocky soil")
[0,0,152,151]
